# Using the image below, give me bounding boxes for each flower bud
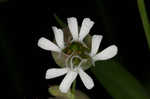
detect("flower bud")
[48,85,90,99]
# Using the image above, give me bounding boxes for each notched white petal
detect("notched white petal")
[90,35,103,57]
[93,45,118,61]
[52,26,65,49]
[78,68,94,89]
[59,70,77,93]
[38,37,61,52]
[79,18,94,41]
[67,17,78,41]
[46,68,68,79]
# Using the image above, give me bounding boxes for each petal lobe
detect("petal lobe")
[38,37,61,52]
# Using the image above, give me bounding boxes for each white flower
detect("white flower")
[67,17,94,42]
[90,35,118,65]
[38,17,118,94]
[46,56,94,93]
[38,26,65,53]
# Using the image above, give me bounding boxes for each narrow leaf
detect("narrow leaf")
[54,14,67,28]
[137,0,150,49]
[92,60,150,99]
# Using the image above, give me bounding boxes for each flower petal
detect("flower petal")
[46,68,68,79]
[67,17,78,41]
[52,26,65,49]
[59,70,77,93]
[78,68,94,89]
[79,18,94,41]
[38,37,61,52]
[90,35,103,57]
[93,45,118,61]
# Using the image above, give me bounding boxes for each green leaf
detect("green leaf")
[137,0,150,50]
[92,60,150,99]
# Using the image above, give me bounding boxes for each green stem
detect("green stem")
[53,14,67,28]
[71,80,76,99]
[137,0,150,50]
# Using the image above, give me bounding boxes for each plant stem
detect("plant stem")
[53,14,67,28]
[137,0,150,50]
[71,80,76,99]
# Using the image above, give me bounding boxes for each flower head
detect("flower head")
[38,17,118,93]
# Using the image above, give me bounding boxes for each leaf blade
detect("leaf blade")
[92,60,150,99]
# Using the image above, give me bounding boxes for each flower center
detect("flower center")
[63,42,90,56]
[51,31,93,70]
[63,41,91,66]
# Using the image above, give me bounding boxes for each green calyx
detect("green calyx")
[48,85,90,99]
